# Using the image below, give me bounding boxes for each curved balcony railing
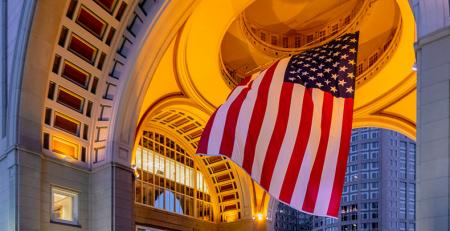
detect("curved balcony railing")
[221,0,402,89]
[355,18,403,86]
[240,0,373,57]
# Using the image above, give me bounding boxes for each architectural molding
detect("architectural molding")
[110,0,198,167]
[415,24,450,48]
[6,0,37,149]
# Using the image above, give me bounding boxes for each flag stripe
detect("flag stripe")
[252,58,289,182]
[219,78,256,157]
[242,61,280,173]
[260,82,294,189]
[231,69,268,166]
[302,92,334,213]
[279,88,314,203]
[207,82,249,155]
[327,98,354,216]
[197,111,217,154]
[268,84,306,198]
[289,89,324,208]
[313,97,345,214]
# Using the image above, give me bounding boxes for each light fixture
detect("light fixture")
[132,165,140,178]
[256,213,264,221]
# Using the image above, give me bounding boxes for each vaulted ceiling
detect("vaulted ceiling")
[20,0,416,225]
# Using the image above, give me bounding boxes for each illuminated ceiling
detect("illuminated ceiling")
[23,0,416,225]
[136,0,416,222]
[139,0,416,140]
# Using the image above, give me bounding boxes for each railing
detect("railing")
[355,18,403,86]
[221,0,376,87]
[240,0,371,57]
[221,0,403,88]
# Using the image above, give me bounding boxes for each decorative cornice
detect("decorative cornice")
[415,24,450,50]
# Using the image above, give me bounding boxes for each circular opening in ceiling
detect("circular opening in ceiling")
[220,0,402,88]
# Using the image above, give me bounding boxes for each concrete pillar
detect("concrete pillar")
[414,1,450,230]
[90,164,134,231]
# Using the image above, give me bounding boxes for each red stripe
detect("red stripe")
[225,76,252,101]
[279,88,314,203]
[219,80,255,158]
[302,92,334,213]
[238,76,252,86]
[327,98,354,216]
[241,61,279,173]
[260,83,294,189]
[196,111,217,154]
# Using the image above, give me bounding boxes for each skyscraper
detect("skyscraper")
[312,128,416,231]
[273,202,313,231]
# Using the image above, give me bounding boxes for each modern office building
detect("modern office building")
[273,202,313,231]
[312,128,416,231]
[6,0,450,230]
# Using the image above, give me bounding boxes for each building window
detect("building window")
[351,134,357,142]
[332,24,339,33]
[260,32,266,41]
[350,145,357,153]
[361,132,369,139]
[357,64,364,75]
[282,37,289,48]
[369,53,379,66]
[51,186,79,225]
[306,34,314,43]
[271,36,278,45]
[294,36,301,48]
[370,130,379,138]
[318,30,326,41]
[135,131,214,222]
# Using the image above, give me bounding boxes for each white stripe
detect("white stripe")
[268,84,306,197]
[207,80,250,154]
[314,97,345,214]
[290,89,324,209]
[251,58,290,182]
[231,70,268,166]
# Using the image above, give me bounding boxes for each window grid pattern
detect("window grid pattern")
[135,131,214,222]
[145,108,243,223]
[311,128,415,231]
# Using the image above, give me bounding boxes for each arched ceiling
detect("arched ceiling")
[136,0,416,222]
[20,0,417,226]
[138,0,416,139]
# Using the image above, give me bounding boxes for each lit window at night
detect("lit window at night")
[135,131,213,221]
[51,187,79,225]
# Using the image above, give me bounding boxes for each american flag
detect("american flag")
[197,32,359,217]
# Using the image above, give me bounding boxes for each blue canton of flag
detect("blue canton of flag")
[285,32,359,98]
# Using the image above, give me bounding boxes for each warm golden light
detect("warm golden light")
[255,212,264,221]
[224,212,238,222]
[52,136,78,159]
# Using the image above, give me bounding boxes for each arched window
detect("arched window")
[134,131,214,221]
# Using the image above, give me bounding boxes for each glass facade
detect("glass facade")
[311,128,416,231]
[274,202,313,231]
[134,131,214,222]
